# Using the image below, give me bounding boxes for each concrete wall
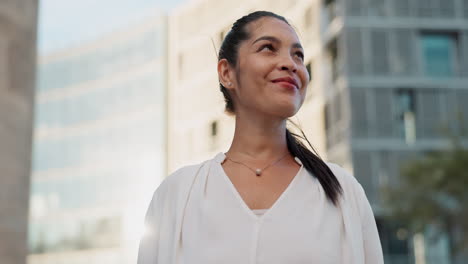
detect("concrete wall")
[0,0,38,263]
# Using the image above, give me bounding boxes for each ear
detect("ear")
[217,59,235,91]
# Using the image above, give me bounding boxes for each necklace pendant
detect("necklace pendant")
[255,169,262,176]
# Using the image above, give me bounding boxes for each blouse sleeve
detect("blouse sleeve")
[137,189,161,264]
[356,183,384,264]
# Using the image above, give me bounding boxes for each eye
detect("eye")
[295,50,304,61]
[259,43,275,52]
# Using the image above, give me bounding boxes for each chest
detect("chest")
[183,216,345,264]
[222,164,300,209]
[181,166,346,264]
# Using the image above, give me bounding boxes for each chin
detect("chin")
[269,103,301,118]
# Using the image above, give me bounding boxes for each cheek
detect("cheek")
[300,67,309,85]
[250,59,273,79]
[300,70,310,91]
[236,66,264,104]
[239,60,271,89]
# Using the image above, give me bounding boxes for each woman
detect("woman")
[138,11,383,264]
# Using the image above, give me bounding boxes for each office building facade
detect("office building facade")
[340,1,468,263]
[28,14,167,264]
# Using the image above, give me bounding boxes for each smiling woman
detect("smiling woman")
[137,11,383,264]
[218,17,308,118]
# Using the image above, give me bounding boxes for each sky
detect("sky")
[38,0,187,54]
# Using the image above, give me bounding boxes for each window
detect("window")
[304,62,313,101]
[465,1,468,19]
[376,218,411,263]
[416,0,455,18]
[324,103,332,148]
[394,89,416,144]
[368,0,387,17]
[306,62,312,81]
[219,29,229,45]
[327,39,339,81]
[421,33,458,77]
[393,29,414,75]
[351,88,369,138]
[210,120,218,137]
[324,103,330,131]
[210,120,219,151]
[393,0,410,17]
[347,28,364,75]
[323,0,338,24]
[371,30,390,75]
[346,0,362,16]
[219,28,229,45]
[219,31,224,44]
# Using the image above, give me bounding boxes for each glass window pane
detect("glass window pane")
[422,34,456,77]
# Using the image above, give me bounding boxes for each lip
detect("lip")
[271,77,299,89]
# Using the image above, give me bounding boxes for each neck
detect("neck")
[226,110,289,161]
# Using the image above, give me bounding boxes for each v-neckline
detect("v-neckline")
[215,152,304,222]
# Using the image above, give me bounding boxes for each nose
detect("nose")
[279,54,297,73]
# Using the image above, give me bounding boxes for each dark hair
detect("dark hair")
[218,11,343,205]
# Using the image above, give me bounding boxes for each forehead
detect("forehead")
[245,17,300,44]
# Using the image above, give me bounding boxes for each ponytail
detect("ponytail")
[286,122,342,205]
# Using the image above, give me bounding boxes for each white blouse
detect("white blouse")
[252,209,268,216]
[137,152,384,264]
[180,152,349,264]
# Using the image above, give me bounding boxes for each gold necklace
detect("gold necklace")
[223,152,289,176]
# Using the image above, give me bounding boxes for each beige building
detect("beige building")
[0,0,38,264]
[167,0,332,173]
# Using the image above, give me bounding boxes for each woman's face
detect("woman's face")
[225,17,309,118]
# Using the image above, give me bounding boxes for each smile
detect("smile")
[271,77,299,90]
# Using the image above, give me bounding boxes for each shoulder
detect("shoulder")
[142,158,214,231]
[325,163,383,262]
[325,162,361,189]
[156,160,210,195]
[325,162,368,205]
[145,160,210,214]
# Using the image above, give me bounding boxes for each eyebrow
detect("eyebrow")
[252,35,303,50]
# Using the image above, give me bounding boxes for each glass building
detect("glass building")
[28,13,167,264]
[329,1,468,263]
